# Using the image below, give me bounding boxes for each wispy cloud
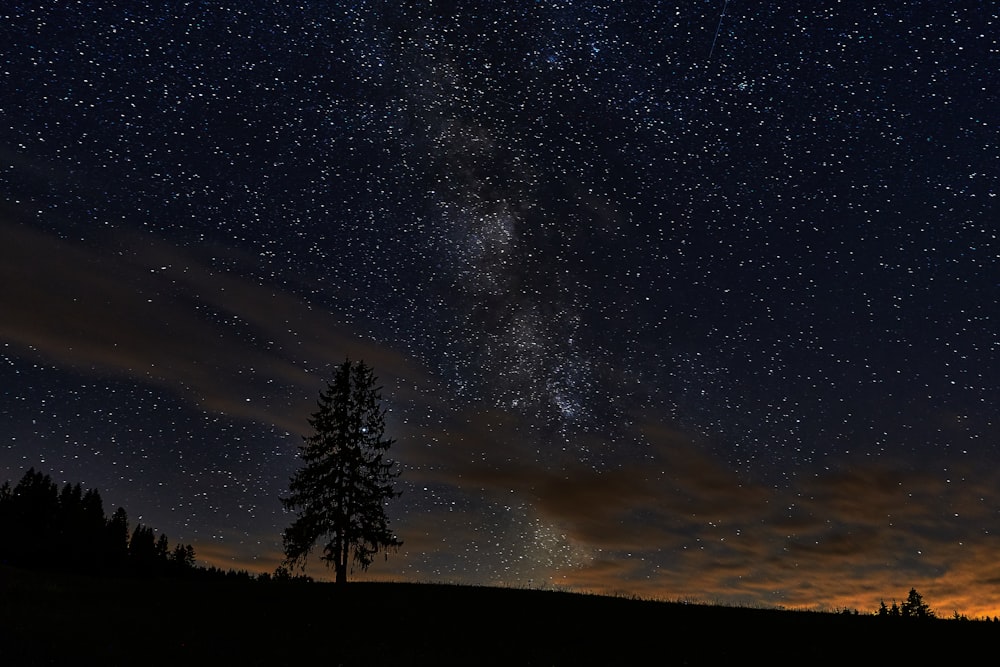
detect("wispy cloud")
[392,409,1000,616]
[0,220,434,434]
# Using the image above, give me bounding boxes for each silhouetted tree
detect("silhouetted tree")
[0,481,9,531]
[281,359,402,584]
[0,481,11,565]
[80,488,107,569]
[6,468,60,567]
[155,533,170,563]
[129,524,159,574]
[901,588,934,618]
[55,483,107,572]
[170,543,196,572]
[105,507,131,569]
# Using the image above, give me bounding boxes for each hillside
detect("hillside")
[1,566,994,665]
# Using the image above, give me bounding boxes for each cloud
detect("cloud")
[192,535,286,575]
[0,221,435,435]
[407,414,771,549]
[400,407,1000,615]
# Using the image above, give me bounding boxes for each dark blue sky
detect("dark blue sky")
[2,1,998,614]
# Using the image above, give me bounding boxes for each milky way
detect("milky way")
[2,2,999,614]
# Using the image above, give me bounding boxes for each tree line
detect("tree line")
[0,468,195,577]
[877,588,935,619]
[0,468,313,583]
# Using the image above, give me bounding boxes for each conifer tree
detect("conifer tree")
[10,469,60,567]
[281,359,402,583]
[129,524,158,574]
[155,533,170,562]
[169,543,196,571]
[901,588,934,618]
[105,507,130,568]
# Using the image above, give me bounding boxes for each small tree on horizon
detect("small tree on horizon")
[901,587,934,618]
[281,359,403,584]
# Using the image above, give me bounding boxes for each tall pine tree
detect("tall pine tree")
[281,359,402,584]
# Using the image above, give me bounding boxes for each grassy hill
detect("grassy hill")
[2,565,995,665]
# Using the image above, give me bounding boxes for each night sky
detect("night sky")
[3,1,999,615]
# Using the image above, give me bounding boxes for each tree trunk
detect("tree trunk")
[335,528,348,584]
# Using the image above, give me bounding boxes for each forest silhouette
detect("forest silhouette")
[2,468,221,579]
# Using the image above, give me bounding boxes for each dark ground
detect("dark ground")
[1,565,994,665]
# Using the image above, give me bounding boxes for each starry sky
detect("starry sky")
[2,1,999,615]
